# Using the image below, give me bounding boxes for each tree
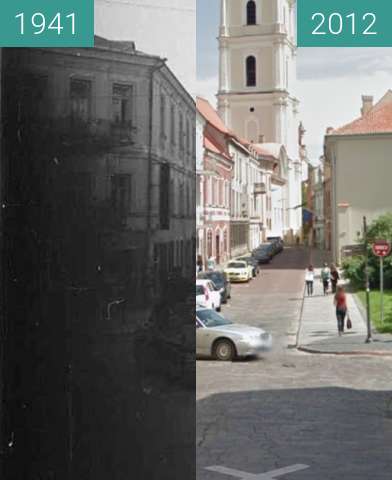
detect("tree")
[342,213,392,289]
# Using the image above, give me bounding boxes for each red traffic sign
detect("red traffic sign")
[372,240,391,257]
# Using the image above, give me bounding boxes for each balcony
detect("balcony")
[110,121,135,144]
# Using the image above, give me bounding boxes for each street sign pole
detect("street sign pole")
[380,256,384,325]
[372,239,391,327]
[363,217,372,343]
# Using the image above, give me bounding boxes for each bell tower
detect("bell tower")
[218,0,298,157]
[218,0,304,239]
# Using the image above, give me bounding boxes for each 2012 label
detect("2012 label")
[311,12,377,36]
[15,12,76,36]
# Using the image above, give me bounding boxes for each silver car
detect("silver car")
[196,307,272,361]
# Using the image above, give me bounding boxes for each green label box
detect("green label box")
[298,0,392,47]
[0,0,94,47]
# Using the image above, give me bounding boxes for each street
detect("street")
[197,247,392,480]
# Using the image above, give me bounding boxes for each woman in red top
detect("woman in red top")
[334,286,347,336]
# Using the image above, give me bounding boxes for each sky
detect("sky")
[196,0,392,163]
[95,0,196,92]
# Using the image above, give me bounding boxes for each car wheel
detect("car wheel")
[213,339,235,361]
[216,305,221,312]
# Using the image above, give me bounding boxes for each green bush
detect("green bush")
[342,213,392,289]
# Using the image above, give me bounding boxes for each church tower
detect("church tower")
[218,0,303,237]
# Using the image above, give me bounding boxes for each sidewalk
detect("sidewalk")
[297,267,392,356]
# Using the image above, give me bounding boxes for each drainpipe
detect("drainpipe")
[146,58,167,299]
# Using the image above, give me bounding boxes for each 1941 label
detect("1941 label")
[15,12,76,36]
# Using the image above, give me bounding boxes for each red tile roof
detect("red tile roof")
[196,97,229,134]
[332,90,392,136]
[204,137,231,160]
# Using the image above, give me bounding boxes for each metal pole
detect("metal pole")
[363,216,372,343]
[380,256,384,324]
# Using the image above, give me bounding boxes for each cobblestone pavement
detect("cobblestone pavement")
[197,247,392,480]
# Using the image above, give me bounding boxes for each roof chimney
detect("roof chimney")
[258,134,265,143]
[361,95,374,116]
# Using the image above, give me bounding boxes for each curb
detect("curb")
[294,248,312,349]
[297,346,392,357]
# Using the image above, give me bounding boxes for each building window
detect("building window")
[246,56,256,87]
[247,0,256,25]
[21,74,48,121]
[186,118,191,153]
[111,174,132,223]
[70,78,92,122]
[179,113,184,150]
[170,104,176,145]
[160,164,170,229]
[160,94,166,138]
[64,172,93,214]
[112,84,133,124]
[207,230,213,258]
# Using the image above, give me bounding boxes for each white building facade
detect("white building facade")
[218,0,304,242]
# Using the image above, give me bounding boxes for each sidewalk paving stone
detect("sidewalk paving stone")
[297,266,392,355]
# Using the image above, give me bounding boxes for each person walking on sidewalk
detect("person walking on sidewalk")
[321,263,330,295]
[305,265,315,296]
[334,285,347,336]
[330,264,340,293]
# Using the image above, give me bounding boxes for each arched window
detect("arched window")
[247,1,256,25]
[246,56,256,87]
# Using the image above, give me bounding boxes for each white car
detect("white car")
[196,307,272,361]
[196,279,222,311]
[224,260,252,283]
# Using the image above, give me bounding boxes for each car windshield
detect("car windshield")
[206,273,224,285]
[197,309,233,328]
[227,262,245,268]
[196,285,204,296]
[238,257,251,263]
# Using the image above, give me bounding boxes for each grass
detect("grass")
[357,290,392,333]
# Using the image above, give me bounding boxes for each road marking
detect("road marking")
[205,464,309,479]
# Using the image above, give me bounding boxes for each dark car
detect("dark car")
[197,271,231,303]
[236,256,259,277]
[252,243,275,264]
[266,236,284,253]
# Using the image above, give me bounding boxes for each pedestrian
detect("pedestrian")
[334,285,347,336]
[196,255,203,273]
[305,265,315,296]
[207,256,216,271]
[321,262,330,295]
[330,264,340,293]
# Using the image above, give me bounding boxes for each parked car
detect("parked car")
[252,244,274,263]
[266,236,284,253]
[196,279,222,311]
[196,284,208,308]
[236,256,259,277]
[196,306,272,361]
[224,260,252,283]
[197,271,231,303]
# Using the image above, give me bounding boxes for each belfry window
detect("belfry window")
[246,56,256,87]
[247,1,256,25]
